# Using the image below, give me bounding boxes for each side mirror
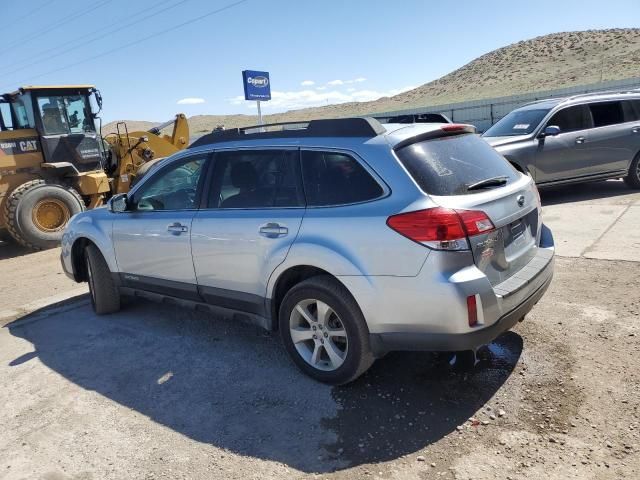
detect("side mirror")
[109,194,129,213]
[540,125,561,138]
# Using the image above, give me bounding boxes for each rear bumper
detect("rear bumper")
[369,256,552,355]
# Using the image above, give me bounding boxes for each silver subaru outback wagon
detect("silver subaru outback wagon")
[61,118,554,385]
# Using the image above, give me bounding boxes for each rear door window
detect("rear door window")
[301,150,383,206]
[589,101,624,128]
[395,133,519,196]
[546,105,593,133]
[208,149,304,209]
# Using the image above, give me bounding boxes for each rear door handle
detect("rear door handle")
[259,222,288,238]
[632,126,640,134]
[167,222,188,234]
[575,136,586,144]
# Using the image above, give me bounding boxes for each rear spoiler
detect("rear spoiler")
[393,124,477,150]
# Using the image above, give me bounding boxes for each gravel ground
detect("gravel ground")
[0,181,638,479]
[0,256,638,480]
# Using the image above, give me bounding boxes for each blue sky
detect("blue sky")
[1,0,638,122]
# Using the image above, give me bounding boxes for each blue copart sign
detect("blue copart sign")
[242,70,271,101]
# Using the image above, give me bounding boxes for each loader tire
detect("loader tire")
[2,180,84,250]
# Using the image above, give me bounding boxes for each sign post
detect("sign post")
[242,70,271,126]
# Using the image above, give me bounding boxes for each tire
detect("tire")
[2,180,85,250]
[85,244,121,315]
[624,154,640,189]
[279,275,374,385]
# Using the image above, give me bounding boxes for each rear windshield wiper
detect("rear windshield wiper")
[466,175,509,191]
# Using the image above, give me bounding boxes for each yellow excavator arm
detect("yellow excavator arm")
[104,113,189,193]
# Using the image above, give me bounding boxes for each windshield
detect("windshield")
[484,108,550,137]
[36,95,94,135]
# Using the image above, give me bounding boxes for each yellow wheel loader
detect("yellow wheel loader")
[0,85,189,249]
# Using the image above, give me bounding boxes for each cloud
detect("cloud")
[316,86,327,91]
[327,79,343,86]
[177,97,205,105]
[347,87,356,92]
[300,80,315,86]
[228,85,416,111]
[344,77,367,84]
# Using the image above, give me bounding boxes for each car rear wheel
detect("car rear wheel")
[85,244,121,315]
[279,275,374,385]
[624,154,640,189]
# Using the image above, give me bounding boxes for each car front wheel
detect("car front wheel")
[279,276,374,385]
[85,244,121,315]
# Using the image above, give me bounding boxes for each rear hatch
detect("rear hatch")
[394,130,541,286]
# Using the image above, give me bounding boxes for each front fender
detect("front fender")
[61,210,116,279]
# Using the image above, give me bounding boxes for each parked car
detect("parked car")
[482,90,640,188]
[61,118,554,384]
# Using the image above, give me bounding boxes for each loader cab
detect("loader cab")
[0,86,103,172]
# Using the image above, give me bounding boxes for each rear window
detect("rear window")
[395,134,519,196]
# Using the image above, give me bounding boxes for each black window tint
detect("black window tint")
[589,101,624,128]
[622,100,640,122]
[301,151,383,206]
[547,105,592,133]
[135,157,206,211]
[210,150,303,209]
[395,133,519,196]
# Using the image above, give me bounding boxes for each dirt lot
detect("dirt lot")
[0,181,638,480]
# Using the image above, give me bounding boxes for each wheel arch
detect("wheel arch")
[268,265,352,330]
[70,237,95,282]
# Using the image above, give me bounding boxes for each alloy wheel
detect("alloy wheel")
[289,298,348,371]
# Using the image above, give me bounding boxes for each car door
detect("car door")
[112,153,209,300]
[586,100,640,175]
[191,148,305,316]
[534,104,593,183]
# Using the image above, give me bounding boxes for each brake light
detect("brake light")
[441,123,476,133]
[386,207,494,250]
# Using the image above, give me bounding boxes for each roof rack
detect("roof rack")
[522,88,640,107]
[565,88,640,101]
[189,117,386,148]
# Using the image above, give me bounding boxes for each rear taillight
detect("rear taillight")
[386,207,495,250]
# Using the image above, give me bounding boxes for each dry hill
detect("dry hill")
[104,28,640,135]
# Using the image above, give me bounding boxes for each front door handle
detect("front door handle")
[575,136,586,144]
[632,126,640,134]
[167,222,188,234]
[259,222,288,238]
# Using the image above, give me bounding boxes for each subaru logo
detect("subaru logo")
[247,76,269,88]
[516,194,525,207]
